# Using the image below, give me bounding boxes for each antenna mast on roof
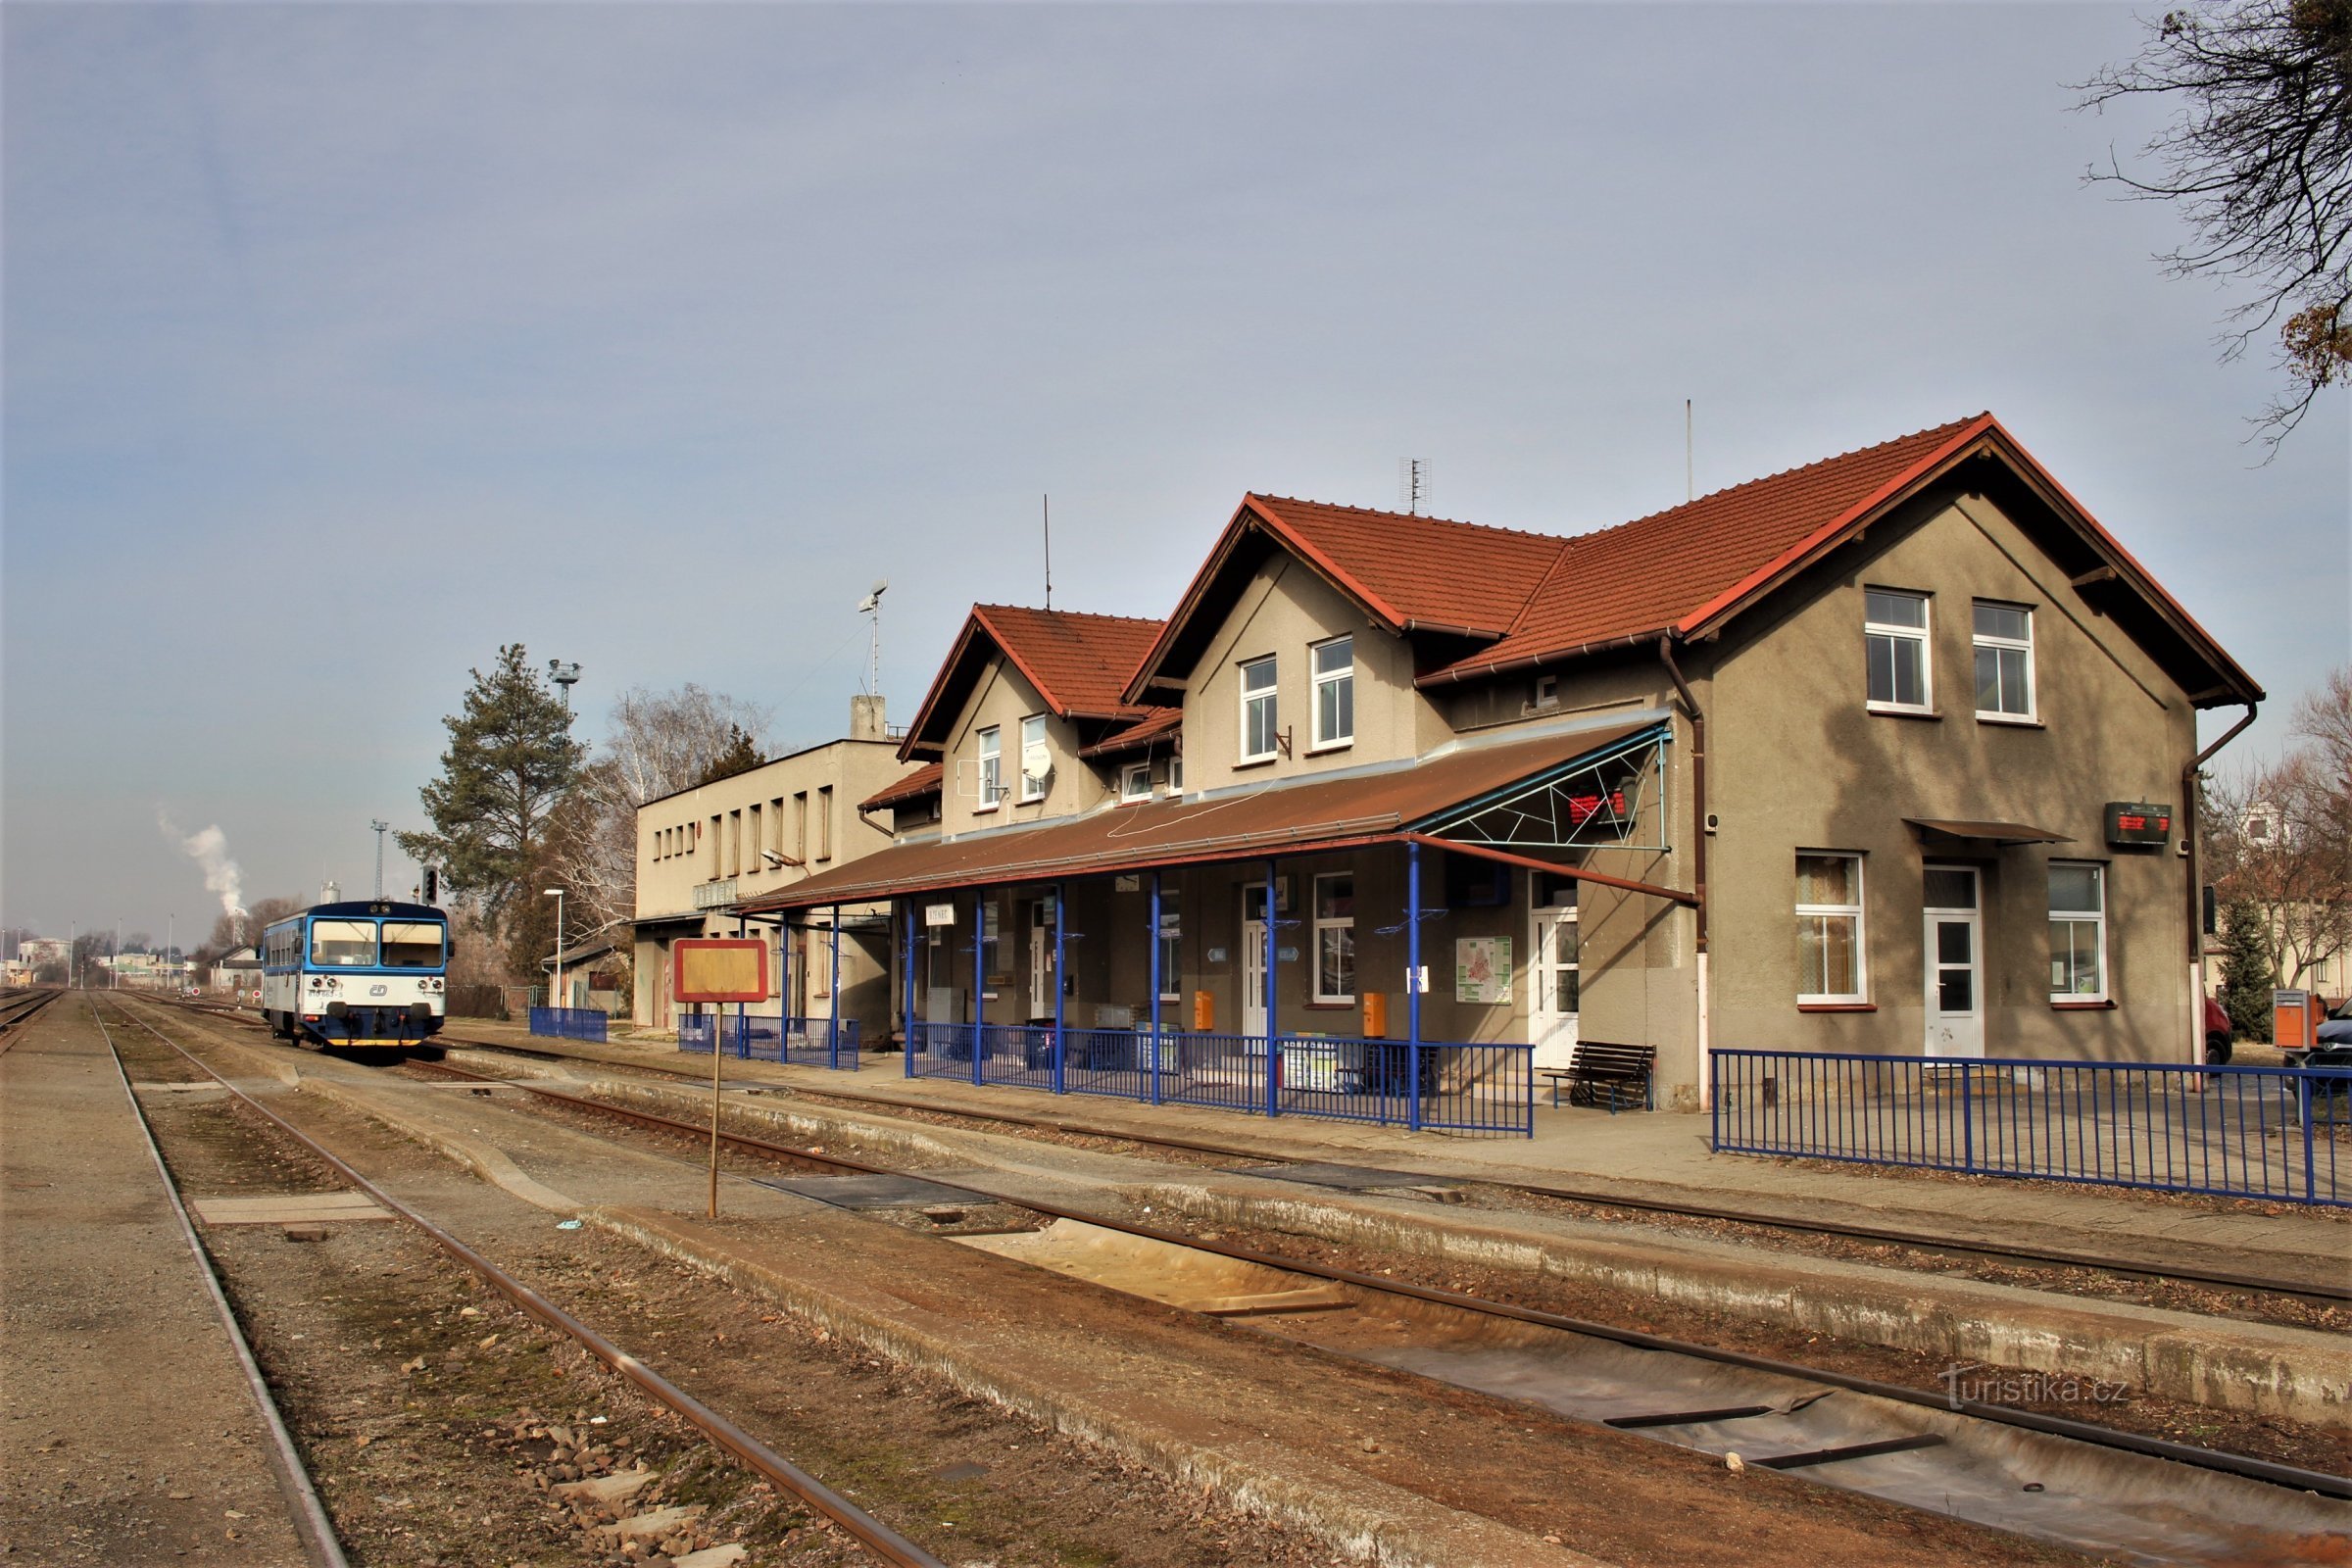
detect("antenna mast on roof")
[857,579,888,695]
[1397,459,1428,515]
[1686,400,1694,503]
[1042,494,1052,610]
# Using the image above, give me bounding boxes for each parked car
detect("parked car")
[2315,997,2352,1049]
[2203,995,2233,1064]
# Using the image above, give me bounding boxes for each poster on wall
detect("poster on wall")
[1454,937,1512,1004]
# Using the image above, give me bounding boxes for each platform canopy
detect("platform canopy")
[732,720,1673,914]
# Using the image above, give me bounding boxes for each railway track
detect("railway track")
[0,985,64,1047]
[101,999,948,1568]
[410,1019,2352,1307]
[122,997,2352,1565]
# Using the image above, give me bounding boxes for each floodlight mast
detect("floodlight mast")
[547,660,582,712]
[858,580,888,697]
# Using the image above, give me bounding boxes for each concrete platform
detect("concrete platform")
[0,999,311,1565]
[442,1017,2352,1291]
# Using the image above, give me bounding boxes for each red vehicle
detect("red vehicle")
[2203,995,2232,1065]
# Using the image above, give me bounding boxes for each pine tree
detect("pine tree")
[2217,896,2278,1043]
[398,645,583,975]
[695,723,762,786]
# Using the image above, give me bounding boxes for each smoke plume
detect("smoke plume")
[162,814,246,934]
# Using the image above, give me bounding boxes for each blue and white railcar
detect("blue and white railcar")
[260,901,448,1049]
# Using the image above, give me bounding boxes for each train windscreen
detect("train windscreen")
[380,922,446,968]
[309,920,378,966]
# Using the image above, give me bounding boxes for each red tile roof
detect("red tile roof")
[1127,412,2255,707]
[903,605,1165,759]
[859,762,942,810]
[1436,415,1989,680]
[974,605,1162,719]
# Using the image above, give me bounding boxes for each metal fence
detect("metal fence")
[904,1022,1533,1136]
[675,1012,861,1069]
[1710,1048,2349,1205]
[527,1006,609,1043]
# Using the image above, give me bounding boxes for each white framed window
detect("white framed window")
[1240,656,1278,761]
[1795,853,1866,1003]
[1157,887,1182,1002]
[1018,713,1049,803]
[1864,589,1932,711]
[2048,862,2106,1001]
[1168,754,1184,795]
[1312,873,1356,1003]
[1534,673,1559,709]
[1973,601,2034,721]
[976,726,1002,810]
[1121,761,1151,803]
[1310,635,1354,750]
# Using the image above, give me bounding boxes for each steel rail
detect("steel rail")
[405,1054,2352,1501]
[104,1002,949,1568]
[87,1004,352,1568]
[420,1026,2352,1307]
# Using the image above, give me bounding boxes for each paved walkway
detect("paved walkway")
[435,1015,2352,1286]
[0,999,308,1565]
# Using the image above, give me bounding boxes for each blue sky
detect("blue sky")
[5,2,2344,948]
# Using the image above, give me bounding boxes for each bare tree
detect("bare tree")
[2206,667,2352,988]
[2080,0,2352,445]
[548,684,773,985]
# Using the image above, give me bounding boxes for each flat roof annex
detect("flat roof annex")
[734,721,1657,913]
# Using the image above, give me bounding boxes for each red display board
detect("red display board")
[672,938,769,1004]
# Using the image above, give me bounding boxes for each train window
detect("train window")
[380,922,444,968]
[310,920,378,966]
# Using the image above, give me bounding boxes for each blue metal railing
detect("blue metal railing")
[528,1006,609,1043]
[676,1012,861,1069]
[1710,1049,2348,1205]
[903,1021,1535,1136]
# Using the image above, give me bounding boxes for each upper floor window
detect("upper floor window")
[976,726,1002,810]
[1313,873,1355,1002]
[816,786,834,860]
[1168,754,1184,795]
[1240,656,1279,761]
[1121,761,1152,803]
[1311,636,1354,750]
[2048,862,2106,1002]
[1973,602,2034,721]
[1018,713,1049,803]
[1864,589,1931,711]
[1795,853,1866,1004]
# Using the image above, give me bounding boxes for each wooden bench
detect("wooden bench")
[1540,1040,1656,1113]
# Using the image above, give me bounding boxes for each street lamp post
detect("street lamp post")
[370,820,390,899]
[544,887,565,1010]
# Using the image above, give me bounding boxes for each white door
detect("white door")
[1242,883,1269,1039]
[1531,905,1581,1069]
[1030,898,1054,1020]
[1923,865,1984,1058]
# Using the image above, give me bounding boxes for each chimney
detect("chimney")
[850,694,887,741]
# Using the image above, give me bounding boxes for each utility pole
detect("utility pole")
[370,819,390,899]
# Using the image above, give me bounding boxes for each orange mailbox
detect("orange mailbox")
[1362,991,1389,1038]
[2274,989,2319,1051]
[1193,989,1214,1031]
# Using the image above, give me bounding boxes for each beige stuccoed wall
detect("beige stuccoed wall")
[1180,559,1442,792]
[938,659,1111,836]
[631,735,918,1030]
[1704,490,2199,1064]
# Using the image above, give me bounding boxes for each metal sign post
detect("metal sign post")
[672,938,770,1218]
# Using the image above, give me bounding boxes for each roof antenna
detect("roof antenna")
[1042,493,1053,610]
[857,579,888,696]
[1397,458,1428,515]
[1686,399,1694,503]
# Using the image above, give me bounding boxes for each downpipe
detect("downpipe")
[2182,702,2257,1062]
[1658,637,1710,1108]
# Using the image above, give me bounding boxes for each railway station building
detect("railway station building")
[730,414,2260,1117]
[631,697,927,1037]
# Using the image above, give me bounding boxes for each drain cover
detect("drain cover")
[752,1173,978,1211]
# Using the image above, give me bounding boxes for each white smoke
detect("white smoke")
[161,814,246,935]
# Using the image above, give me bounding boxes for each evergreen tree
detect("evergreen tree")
[398,645,583,974]
[2217,896,2278,1042]
[695,723,763,786]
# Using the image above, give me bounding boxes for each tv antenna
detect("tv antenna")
[857,579,888,695]
[1042,494,1052,610]
[1397,459,1429,515]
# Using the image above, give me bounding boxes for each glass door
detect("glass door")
[1242,883,1269,1039]
[1530,901,1581,1070]
[1922,865,1984,1058]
